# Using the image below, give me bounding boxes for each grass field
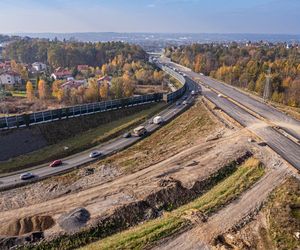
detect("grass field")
[10,90,26,98]
[103,101,215,174]
[267,177,300,250]
[81,158,264,250]
[0,103,166,174]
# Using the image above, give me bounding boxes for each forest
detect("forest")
[165,43,300,107]
[3,38,147,69]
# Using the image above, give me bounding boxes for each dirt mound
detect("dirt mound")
[58,207,90,233]
[0,215,54,236]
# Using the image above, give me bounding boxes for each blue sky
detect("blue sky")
[0,0,299,34]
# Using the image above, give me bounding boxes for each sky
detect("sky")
[0,0,299,34]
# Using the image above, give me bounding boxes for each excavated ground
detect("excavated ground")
[0,97,295,250]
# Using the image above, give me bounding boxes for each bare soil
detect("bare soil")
[154,142,292,250]
[0,99,251,242]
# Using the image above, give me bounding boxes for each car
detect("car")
[176,101,181,106]
[49,160,63,168]
[191,90,196,96]
[183,100,188,105]
[89,151,102,158]
[123,132,132,138]
[20,172,34,180]
[183,95,188,100]
[218,94,224,98]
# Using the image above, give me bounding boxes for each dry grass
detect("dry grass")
[103,100,216,173]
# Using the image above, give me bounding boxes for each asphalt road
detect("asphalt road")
[0,80,197,190]
[158,58,300,171]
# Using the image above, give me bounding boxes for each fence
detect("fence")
[0,93,163,130]
[158,64,187,103]
[0,65,187,130]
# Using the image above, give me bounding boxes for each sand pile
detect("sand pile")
[0,215,55,236]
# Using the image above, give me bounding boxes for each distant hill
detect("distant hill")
[9,32,300,44]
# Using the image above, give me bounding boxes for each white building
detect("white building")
[0,72,21,85]
[32,62,47,72]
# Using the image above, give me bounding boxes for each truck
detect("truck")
[132,126,147,137]
[153,116,164,125]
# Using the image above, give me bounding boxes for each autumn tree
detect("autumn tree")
[111,77,124,99]
[52,80,64,102]
[26,81,34,101]
[99,81,109,100]
[38,79,47,99]
[85,78,99,102]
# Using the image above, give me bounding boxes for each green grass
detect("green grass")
[0,103,165,174]
[81,158,264,250]
[10,90,26,98]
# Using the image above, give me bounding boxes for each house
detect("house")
[77,65,89,72]
[97,76,112,86]
[51,68,72,80]
[60,79,87,89]
[0,61,11,71]
[0,71,21,85]
[32,62,47,72]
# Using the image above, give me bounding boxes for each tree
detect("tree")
[26,81,34,101]
[38,79,47,99]
[99,81,109,100]
[111,77,124,99]
[85,78,99,102]
[52,80,64,102]
[101,64,108,75]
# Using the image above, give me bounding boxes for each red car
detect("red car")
[49,160,63,167]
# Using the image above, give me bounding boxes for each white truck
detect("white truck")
[153,116,164,124]
[132,126,147,137]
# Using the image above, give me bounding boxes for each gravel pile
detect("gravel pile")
[58,207,90,233]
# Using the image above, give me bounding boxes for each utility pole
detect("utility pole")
[263,67,272,101]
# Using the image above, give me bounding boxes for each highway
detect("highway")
[0,80,197,191]
[158,57,300,171]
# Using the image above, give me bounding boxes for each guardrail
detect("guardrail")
[0,93,163,130]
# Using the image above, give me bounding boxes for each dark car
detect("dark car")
[123,132,132,138]
[49,160,63,167]
[89,151,102,158]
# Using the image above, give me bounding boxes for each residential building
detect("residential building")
[32,62,47,72]
[60,79,87,89]
[97,75,112,86]
[51,68,72,80]
[77,65,89,71]
[0,71,21,85]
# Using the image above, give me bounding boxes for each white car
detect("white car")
[218,94,224,98]
[20,172,34,180]
[89,151,102,158]
[182,100,188,105]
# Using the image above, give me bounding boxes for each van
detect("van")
[132,126,147,137]
[153,116,163,124]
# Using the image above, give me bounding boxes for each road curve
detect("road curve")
[0,80,198,191]
[158,57,300,171]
